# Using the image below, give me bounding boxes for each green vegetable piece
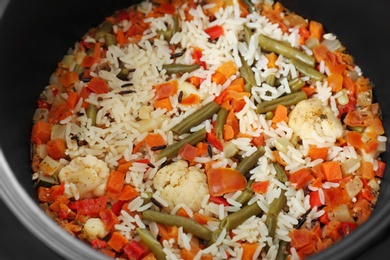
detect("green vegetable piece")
[170,101,220,135]
[265,191,287,238]
[216,107,228,140]
[265,111,274,120]
[265,74,276,87]
[136,228,166,260]
[290,58,325,82]
[142,210,212,240]
[219,202,263,231]
[162,63,200,75]
[159,29,173,41]
[104,33,117,47]
[256,91,307,114]
[244,26,253,45]
[95,20,113,40]
[35,172,57,188]
[235,179,254,205]
[239,54,257,92]
[236,146,265,176]
[258,34,315,67]
[117,67,130,80]
[275,240,288,260]
[208,228,223,246]
[157,128,207,160]
[173,13,180,35]
[86,104,98,126]
[289,77,306,92]
[273,162,288,183]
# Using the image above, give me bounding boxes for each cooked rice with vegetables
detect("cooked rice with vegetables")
[30,0,386,259]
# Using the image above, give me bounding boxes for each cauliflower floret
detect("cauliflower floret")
[289,98,343,142]
[58,154,109,199]
[153,160,209,212]
[83,218,109,241]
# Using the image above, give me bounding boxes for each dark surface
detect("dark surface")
[1,0,390,260]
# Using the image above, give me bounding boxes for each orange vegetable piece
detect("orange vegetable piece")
[241,243,260,260]
[142,253,157,260]
[207,167,247,196]
[108,232,129,252]
[266,52,278,68]
[99,208,119,231]
[308,146,328,161]
[117,162,133,174]
[226,77,245,92]
[180,94,200,106]
[66,91,79,109]
[359,161,375,179]
[118,185,139,201]
[363,138,379,154]
[327,73,343,92]
[153,80,178,100]
[154,97,173,111]
[309,20,324,41]
[176,207,190,218]
[223,124,234,141]
[272,104,288,124]
[116,28,126,46]
[211,71,227,85]
[46,138,67,160]
[59,71,79,88]
[346,131,363,149]
[195,142,208,156]
[144,133,165,147]
[179,143,198,162]
[321,161,342,182]
[87,77,110,94]
[289,168,314,189]
[231,98,246,112]
[106,170,125,200]
[312,44,328,63]
[226,109,239,137]
[31,121,52,145]
[193,212,218,225]
[301,86,316,97]
[252,181,269,194]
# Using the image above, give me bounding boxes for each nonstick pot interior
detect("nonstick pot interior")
[0,1,389,260]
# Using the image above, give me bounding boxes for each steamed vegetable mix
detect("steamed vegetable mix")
[30,1,386,260]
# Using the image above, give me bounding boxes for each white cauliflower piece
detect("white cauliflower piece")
[83,218,109,241]
[289,98,343,142]
[153,160,209,212]
[58,154,110,199]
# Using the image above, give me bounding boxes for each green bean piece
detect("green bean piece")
[265,74,276,87]
[244,26,253,45]
[86,104,98,126]
[136,228,166,260]
[208,228,223,246]
[347,125,366,133]
[219,202,263,231]
[236,146,265,176]
[288,77,305,92]
[142,210,212,240]
[170,101,221,135]
[265,111,274,120]
[216,107,228,140]
[95,20,113,40]
[159,29,173,41]
[273,162,288,183]
[256,91,307,114]
[258,34,315,67]
[173,13,180,35]
[239,55,257,92]
[290,59,325,82]
[162,63,200,75]
[157,128,207,160]
[265,191,287,238]
[117,67,130,80]
[275,240,288,260]
[235,179,254,205]
[104,33,117,47]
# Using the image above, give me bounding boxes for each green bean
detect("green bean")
[142,210,212,240]
[256,91,307,114]
[290,58,325,82]
[158,128,207,160]
[136,228,166,260]
[104,33,117,47]
[208,228,223,246]
[265,74,276,87]
[159,29,173,41]
[239,55,257,92]
[173,13,180,35]
[288,77,305,92]
[216,107,228,140]
[95,20,113,40]
[235,179,254,205]
[170,101,220,135]
[236,146,265,176]
[273,162,288,183]
[117,67,130,80]
[162,63,200,75]
[244,26,253,45]
[86,104,98,126]
[347,125,366,133]
[258,34,315,67]
[265,191,287,238]
[275,240,288,260]
[219,201,263,230]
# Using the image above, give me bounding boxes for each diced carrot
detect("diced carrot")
[176,207,190,218]
[179,143,198,162]
[309,20,324,41]
[99,208,119,230]
[126,23,146,37]
[266,52,278,68]
[87,77,110,94]
[375,160,386,178]
[272,104,288,123]
[211,71,227,85]
[180,93,200,106]
[346,131,363,149]
[226,109,239,137]
[312,44,328,62]
[117,162,132,174]
[289,228,314,250]
[205,25,225,40]
[92,42,102,59]
[116,28,126,46]
[309,190,322,208]
[31,121,52,145]
[142,253,157,260]
[207,167,247,196]
[308,146,328,161]
[66,91,79,109]
[327,73,343,92]
[196,142,208,156]
[118,185,139,201]
[59,71,79,88]
[321,161,342,182]
[289,168,314,189]
[193,212,217,225]
[106,170,125,200]
[311,177,323,189]
[132,140,144,154]
[359,161,375,179]
[46,138,67,160]
[49,102,72,123]
[311,164,325,179]
[213,89,228,105]
[251,181,269,194]
[154,80,178,100]
[79,86,91,108]
[154,97,173,111]
[226,90,251,101]
[220,100,232,111]
[231,98,246,112]
[223,124,234,141]
[158,3,176,14]
[108,232,129,252]
[301,86,316,97]
[272,150,287,167]
[144,133,165,147]
[81,55,99,68]
[251,133,265,147]
[187,76,202,88]
[363,138,379,154]
[226,77,245,92]
[241,243,260,260]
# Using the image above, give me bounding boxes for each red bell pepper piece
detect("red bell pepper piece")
[207,132,223,151]
[68,196,108,217]
[123,240,147,260]
[209,196,229,206]
[205,25,224,40]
